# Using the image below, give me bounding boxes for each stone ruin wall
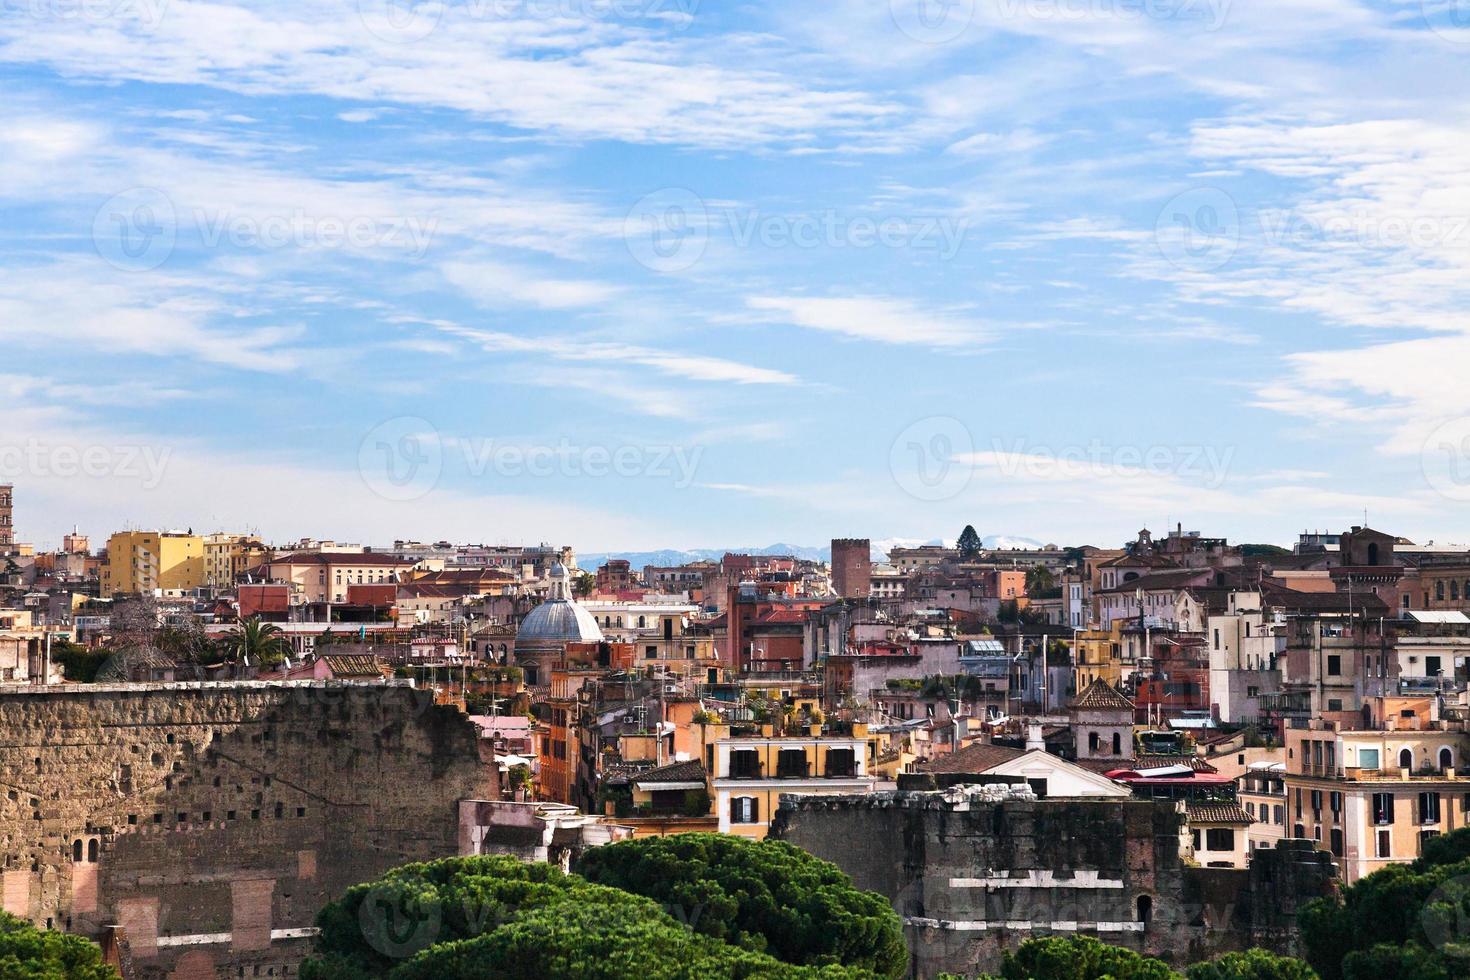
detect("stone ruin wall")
[0,681,496,979]
[770,785,1335,979]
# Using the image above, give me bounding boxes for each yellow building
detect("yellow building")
[203,533,268,591]
[1073,624,1126,692]
[711,723,874,838]
[101,531,206,597]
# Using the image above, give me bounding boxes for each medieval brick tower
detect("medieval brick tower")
[831,538,872,599]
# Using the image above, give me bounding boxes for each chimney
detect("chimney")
[1026,723,1045,752]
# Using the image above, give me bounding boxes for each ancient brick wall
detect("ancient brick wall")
[771,788,1334,978]
[0,681,495,979]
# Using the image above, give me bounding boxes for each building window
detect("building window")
[729,750,761,779]
[776,749,808,778]
[1360,748,1380,771]
[1372,792,1395,825]
[1330,828,1344,857]
[1419,792,1441,825]
[1441,748,1454,772]
[1400,748,1414,770]
[826,748,856,778]
[731,796,759,824]
[1205,828,1235,851]
[1376,830,1392,858]
[1326,655,1341,677]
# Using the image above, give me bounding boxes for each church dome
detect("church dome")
[514,563,603,657]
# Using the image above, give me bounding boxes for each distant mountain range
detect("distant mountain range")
[579,535,1046,570]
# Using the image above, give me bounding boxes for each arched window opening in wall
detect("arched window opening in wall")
[87,839,98,862]
[1400,748,1414,770]
[71,840,82,863]
[1137,895,1153,927]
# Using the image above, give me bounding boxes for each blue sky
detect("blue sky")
[4,0,1470,552]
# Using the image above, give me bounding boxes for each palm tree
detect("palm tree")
[573,572,595,598]
[228,617,290,668]
[1025,565,1056,597]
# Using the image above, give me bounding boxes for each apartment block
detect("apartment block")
[1283,696,1470,882]
[710,724,874,838]
[101,531,206,597]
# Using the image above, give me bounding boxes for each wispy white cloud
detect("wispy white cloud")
[0,1,896,151]
[746,295,994,349]
[442,259,620,310]
[438,323,800,386]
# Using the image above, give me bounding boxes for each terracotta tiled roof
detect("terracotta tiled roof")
[1094,568,1212,595]
[322,654,386,677]
[634,760,707,785]
[1186,802,1254,825]
[1070,679,1135,711]
[919,742,1026,774]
